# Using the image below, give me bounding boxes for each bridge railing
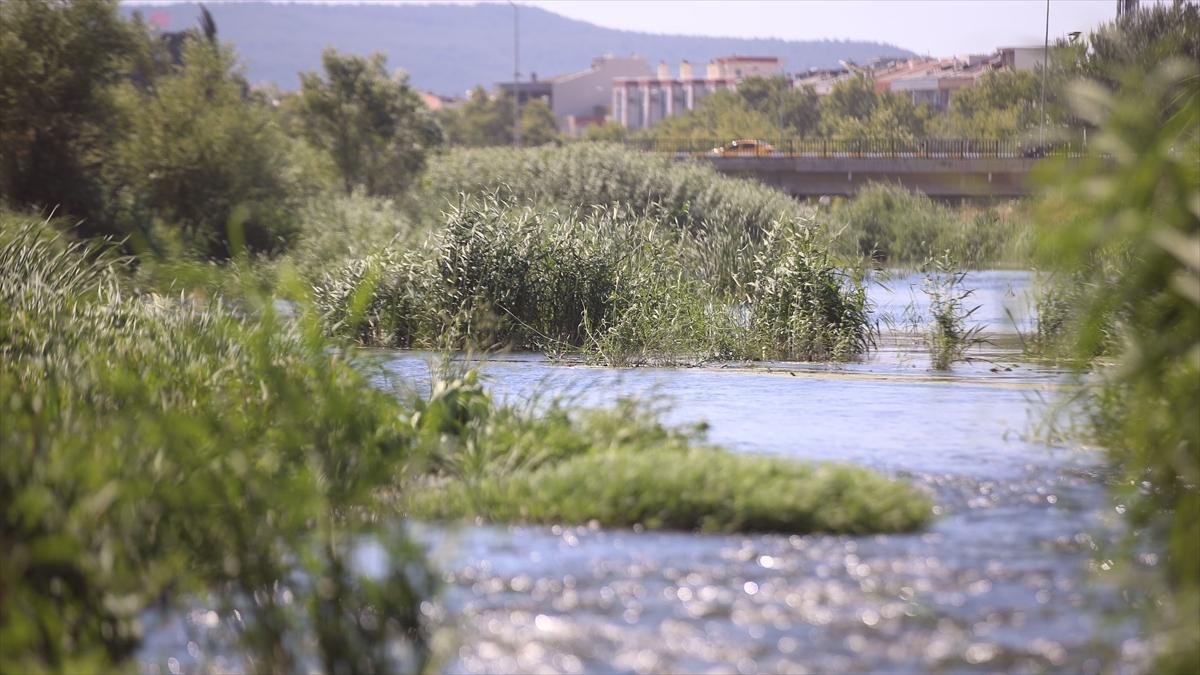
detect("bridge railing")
[622,138,1084,159]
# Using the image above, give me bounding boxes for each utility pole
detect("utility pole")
[1040,0,1050,148]
[778,77,785,145]
[509,1,521,148]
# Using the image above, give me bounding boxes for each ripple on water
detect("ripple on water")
[138,271,1150,674]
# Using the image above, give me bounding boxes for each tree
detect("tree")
[116,41,303,258]
[439,86,513,146]
[931,70,1040,138]
[296,49,442,196]
[581,121,627,142]
[1077,0,1200,86]
[821,75,879,125]
[826,90,928,144]
[0,0,139,236]
[736,76,822,137]
[644,90,778,142]
[519,99,559,146]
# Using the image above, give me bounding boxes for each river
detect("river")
[139,270,1150,674]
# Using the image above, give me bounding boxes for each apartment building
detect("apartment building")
[612,56,782,130]
[875,55,998,110]
[498,55,652,136]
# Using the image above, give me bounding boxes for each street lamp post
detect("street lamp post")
[1040,0,1050,147]
[509,1,521,148]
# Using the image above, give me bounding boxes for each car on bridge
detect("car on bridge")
[709,139,777,157]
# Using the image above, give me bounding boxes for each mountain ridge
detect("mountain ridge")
[122,2,919,95]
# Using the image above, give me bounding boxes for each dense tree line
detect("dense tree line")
[0,0,441,257]
[437,86,561,147]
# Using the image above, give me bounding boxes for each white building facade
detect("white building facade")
[550,56,652,135]
[612,56,782,130]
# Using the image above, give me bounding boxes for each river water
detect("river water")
[139,271,1151,674]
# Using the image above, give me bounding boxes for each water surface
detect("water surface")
[140,270,1149,674]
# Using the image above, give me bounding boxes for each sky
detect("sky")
[520,0,1120,56]
[129,1,1133,57]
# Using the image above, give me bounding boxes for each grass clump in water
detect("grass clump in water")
[410,448,932,534]
[918,253,987,370]
[401,372,933,535]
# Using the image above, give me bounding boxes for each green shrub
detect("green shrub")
[0,219,434,673]
[114,41,307,258]
[1034,59,1199,672]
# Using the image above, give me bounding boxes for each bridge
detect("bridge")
[630,139,1079,198]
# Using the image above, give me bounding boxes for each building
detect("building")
[496,77,553,108]
[790,55,1002,112]
[705,55,784,80]
[793,67,854,95]
[497,56,652,136]
[612,56,783,131]
[997,46,1048,72]
[875,55,998,110]
[548,56,652,135]
[418,91,460,111]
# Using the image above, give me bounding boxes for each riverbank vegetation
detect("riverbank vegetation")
[0,215,929,671]
[313,191,868,364]
[1031,50,1199,675]
[0,219,436,673]
[4,0,1198,670]
[824,183,1034,268]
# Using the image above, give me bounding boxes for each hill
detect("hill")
[122,2,918,96]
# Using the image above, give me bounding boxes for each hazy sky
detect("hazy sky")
[132,1,1131,57]
[521,1,1121,56]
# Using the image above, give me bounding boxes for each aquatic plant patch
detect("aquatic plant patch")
[399,372,932,535]
[407,448,933,535]
[314,194,870,363]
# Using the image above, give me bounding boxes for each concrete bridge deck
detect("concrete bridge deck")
[702,155,1040,198]
[632,138,1078,198]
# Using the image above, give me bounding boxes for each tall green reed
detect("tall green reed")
[1,218,435,674]
[315,194,870,364]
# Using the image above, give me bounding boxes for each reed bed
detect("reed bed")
[826,183,1035,268]
[414,143,809,291]
[314,194,870,364]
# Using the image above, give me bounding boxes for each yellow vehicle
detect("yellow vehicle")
[709,139,776,156]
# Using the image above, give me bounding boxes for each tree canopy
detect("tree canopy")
[0,0,141,235]
[295,49,442,196]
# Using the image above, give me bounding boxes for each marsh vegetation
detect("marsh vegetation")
[1,0,1197,672]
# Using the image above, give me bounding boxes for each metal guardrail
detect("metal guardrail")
[623,138,1085,159]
